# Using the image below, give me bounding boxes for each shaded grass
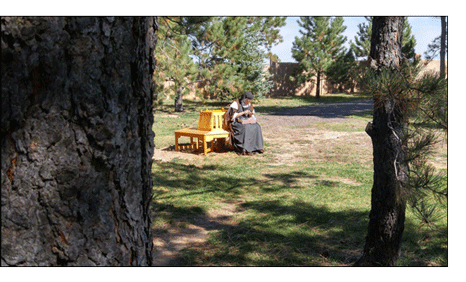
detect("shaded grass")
[152,157,372,266]
[151,94,447,266]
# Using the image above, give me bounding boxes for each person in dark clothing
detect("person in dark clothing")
[224,91,264,155]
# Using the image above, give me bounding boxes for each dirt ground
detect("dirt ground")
[152,99,373,163]
[150,99,447,266]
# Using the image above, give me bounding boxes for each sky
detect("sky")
[270,16,444,63]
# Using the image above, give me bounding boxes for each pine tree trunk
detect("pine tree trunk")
[1,16,157,266]
[174,86,184,112]
[355,16,408,267]
[316,71,321,98]
[440,16,446,79]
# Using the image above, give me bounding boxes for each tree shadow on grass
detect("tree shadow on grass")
[151,161,447,266]
[156,198,370,266]
[400,216,448,266]
[151,161,371,266]
[152,162,316,200]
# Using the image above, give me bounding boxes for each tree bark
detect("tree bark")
[440,16,446,79]
[174,85,184,112]
[355,16,408,266]
[1,16,157,266]
[316,71,321,98]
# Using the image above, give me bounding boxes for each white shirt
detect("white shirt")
[230,101,255,120]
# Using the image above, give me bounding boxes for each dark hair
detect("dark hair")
[241,91,254,100]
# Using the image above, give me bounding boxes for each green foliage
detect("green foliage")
[291,17,347,96]
[153,17,199,106]
[236,29,274,99]
[325,49,356,93]
[350,17,417,60]
[358,59,448,225]
[192,17,285,100]
[153,17,284,108]
[402,20,417,60]
[350,17,372,60]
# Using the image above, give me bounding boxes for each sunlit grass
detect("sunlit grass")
[151,94,447,266]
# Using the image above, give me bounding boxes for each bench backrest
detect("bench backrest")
[197,109,227,132]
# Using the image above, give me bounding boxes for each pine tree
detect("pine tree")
[291,17,347,98]
[193,16,285,100]
[350,17,372,60]
[350,17,416,60]
[154,17,284,103]
[235,29,274,98]
[325,48,356,93]
[355,16,408,266]
[402,20,417,60]
[153,17,199,112]
[355,17,447,266]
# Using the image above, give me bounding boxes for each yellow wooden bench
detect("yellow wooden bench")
[174,109,229,155]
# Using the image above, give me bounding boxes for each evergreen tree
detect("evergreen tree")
[325,48,356,93]
[350,17,372,60]
[402,20,417,60]
[246,17,286,58]
[193,16,285,100]
[154,16,284,104]
[350,17,417,60]
[154,17,199,112]
[291,17,347,98]
[355,16,408,266]
[236,29,274,98]
[355,17,447,266]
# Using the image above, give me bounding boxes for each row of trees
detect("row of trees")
[291,16,417,97]
[153,16,286,111]
[154,16,423,107]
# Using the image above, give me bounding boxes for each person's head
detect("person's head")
[241,91,254,104]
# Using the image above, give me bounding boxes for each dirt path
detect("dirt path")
[151,99,374,265]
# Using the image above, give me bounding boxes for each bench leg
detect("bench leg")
[203,136,207,155]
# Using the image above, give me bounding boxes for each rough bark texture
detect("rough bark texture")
[174,86,184,112]
[355,17,407,266]
[1,16,157,266]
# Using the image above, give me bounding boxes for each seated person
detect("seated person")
[225,91,264,155]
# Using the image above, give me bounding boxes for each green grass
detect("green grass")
[151,94,447,266]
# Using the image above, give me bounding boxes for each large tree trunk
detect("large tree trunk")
[355,16,408,266]
[1,16,157,266]
[440,16,446,79]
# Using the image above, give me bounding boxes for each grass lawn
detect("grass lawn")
[151,93,447,266]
